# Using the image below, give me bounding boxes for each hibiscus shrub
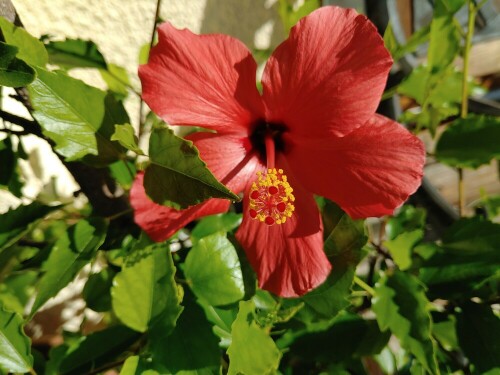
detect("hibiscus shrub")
[1,1,499,375]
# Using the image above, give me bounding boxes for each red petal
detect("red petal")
[139,22,263,134]
[236,157,331,297]
[131,172,230,242]
[261,6,392,138]
[131,133,259,241]
[286,115,425,218]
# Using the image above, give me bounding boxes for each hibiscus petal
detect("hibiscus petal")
[139,22,263,134]
[261,6,392,138]
[131,133,259,242]
[236,156,331,297]
[285,114,425,218]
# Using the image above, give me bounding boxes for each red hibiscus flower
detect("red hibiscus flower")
[131,6,425,297]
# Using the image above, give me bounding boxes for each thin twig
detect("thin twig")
[0,109,41,136]
[353,275,375,296]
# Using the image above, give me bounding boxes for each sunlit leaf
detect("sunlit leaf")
[120,356,161,375]
[111,244,182,332]
[227,300,281,375]
[373,270,438,374]
[0,307,33,374]
[143,126,239,209]
[100,63,130,99]
[111,123,145,155]
[436,115,500,169]
[383,229,423,270]
[184,233,244,306]
[0,16,48,66]
[29,68,126,163]
[191,213,242,243]
[30,218,107,317]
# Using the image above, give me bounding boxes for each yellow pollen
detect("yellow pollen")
[248,168,295,226]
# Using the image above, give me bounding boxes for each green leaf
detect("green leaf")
[284,313,390,364]
[201,302,238,348]
[383,229,423,270]
[111,123,145,155]
[28,68,126,162]
[44,38,106,69]
[111,244,182,332]
[0,202,57,252]
[144,127,239,209]
[300,203,366,320]
[82,268,116,312]
[0,16,48,66]
[0,307,33,373]
[427,15,461,71]
[386,205,427,240]
[436,115,500,169]
[57,325,140,375]
[191,213,242,242]
[184,233,244,306]
[30,218,107,317]
[0,271,38,315]
[457,302,500,374]
[0,42,35,87]
[120,356,161,375]
[373,270,438,374]
[384,24,430,62]
[150,298,220,374]
[100,63,130,100]
[109,160,136,188]
[227,300,281,375]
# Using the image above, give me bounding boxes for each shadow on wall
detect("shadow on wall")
[200,0,286,53]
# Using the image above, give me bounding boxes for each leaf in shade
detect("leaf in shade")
[0,16,48,66]
[227,300,281,375]
[28,68,126,163]
[29,218,107,317]
[57,325,140,375]
[111,123,145,155]
[300,202,366,320]
[82,268,116,312]
[0,307,33,374]
[149,298,220,374]
[0,42,35,87]
[143,126,239,209]
[44,38,106,69]
[184,233,244,306]
[436,115,500,169]
[100,63,130,99]
[372,270,438,374]
[456,301,500,374]
[119,356,162,375]
[111,244,182,332]
[0,202,58,252]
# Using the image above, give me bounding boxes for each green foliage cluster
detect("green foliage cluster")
[0,0,499,374]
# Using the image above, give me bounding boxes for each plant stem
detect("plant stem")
[138,0,162,137]
[353,275,375,296]
[457,0,477,216]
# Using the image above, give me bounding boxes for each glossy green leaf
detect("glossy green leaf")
[227,300,281,375]
[57,325,140,375]
[184,233,244,306]
[0,202,57,252]
[436,115,500,169]
[191,213,242,242]
[0,16,48,66]
[457,302,500,374]
[28,68,126,162]
[111,123,145,155]
[150,298,220,374]
[284,313,390,364]
[111,244,182,332]
[0,307,33,373]
[383,229,423,270]
[0,42,35,87]
[301,203,366,320]
[143,126,239,208]
[30,218,107,317]
[373,270,438,374]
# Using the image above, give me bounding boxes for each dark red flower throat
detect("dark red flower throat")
[249,119,288,164]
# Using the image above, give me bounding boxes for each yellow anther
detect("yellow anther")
[248,168,295,226]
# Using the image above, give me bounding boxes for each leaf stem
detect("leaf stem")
[458,0,477,216]
[353,275,375,296]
